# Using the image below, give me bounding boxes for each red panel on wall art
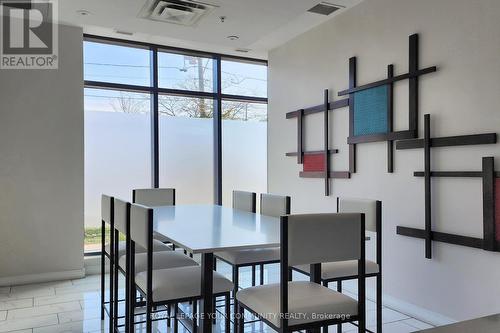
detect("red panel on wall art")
[495,179,500,241]
[303,154,325,172]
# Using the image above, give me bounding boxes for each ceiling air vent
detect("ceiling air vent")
[139,0,217,26]
[307,2,343,16]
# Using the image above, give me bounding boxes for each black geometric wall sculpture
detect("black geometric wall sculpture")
[285,90,351,196]
[396,114,498,259]
[338,34,437,173]
[285,33,437,196]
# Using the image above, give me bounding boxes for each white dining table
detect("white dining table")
[151,204,281,333]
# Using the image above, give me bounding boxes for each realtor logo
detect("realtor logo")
[1,0,58,69]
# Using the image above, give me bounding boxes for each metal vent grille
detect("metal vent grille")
[139,0,217,26]
[307,2,342,16]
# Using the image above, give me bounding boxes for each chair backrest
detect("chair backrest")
[130,203,153,250]
[233,190,256,213]
[113,198,129,235]
[260,193,291,217]
[282,213,365,266]
[133,188,175,207]
[101,194,113,225]
[337,197,381,233]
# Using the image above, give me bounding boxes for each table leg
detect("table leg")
[200,252,214,333]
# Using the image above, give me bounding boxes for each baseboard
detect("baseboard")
[342,282,456,327]
[0,268,85,287]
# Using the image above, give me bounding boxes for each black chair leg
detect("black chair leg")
[322,281,329,333]
[251,265,256,286]
[146,297,153,333]
[193,300,198,333]
[232,266,239,333]
[237,302,244,333]
[101,222,105,320]
[337,281,342,333]
[167,304,171,327]
[174,303,179,333]
[108,245,114,333]
[113,231,119,331]
[128,285,136,333]
[213,296,217,324]
[377,274,382,333]
[225,293,231,333]
[259,264,264,285]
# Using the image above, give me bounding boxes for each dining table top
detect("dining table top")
[151,204,281,254]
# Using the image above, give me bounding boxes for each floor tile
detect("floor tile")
[55,283,101,295]
[0,298,33,311]
[58,306,101,324]
[0,314,58,333]
[7,301,80,320]
[402,318,434,330]
[3,287,54,299]
[366,307,410,326]
[32,318,103,333]
[34,291,99,306]
[10,280,72,292]
[370,320,420,333]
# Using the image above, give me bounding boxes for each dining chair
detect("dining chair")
[132,188,175,247]
[235,213,367,333]
[100,194,170,332]
[111,198,198,332]
[293,198,382,333]
[101,194,171,332]
[127,203,234,333]
[100,194,115,333]
[215,192,290,331]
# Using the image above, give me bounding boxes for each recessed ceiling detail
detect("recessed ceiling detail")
[138,0,217,26]
[307,2,343,16]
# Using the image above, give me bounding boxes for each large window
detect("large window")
[84,89,151,252]
[84,37,267,253]
[159,95,214,204]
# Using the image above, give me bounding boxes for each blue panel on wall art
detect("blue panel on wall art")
[353,85,389,136]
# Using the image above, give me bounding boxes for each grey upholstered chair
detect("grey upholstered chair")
[215,191,290,331]
[132,188,175,245]
[293,197,382,333]
[111,198,198,331]
[100,195,171,332]
[127,203,233,333]
[236,213,367,333]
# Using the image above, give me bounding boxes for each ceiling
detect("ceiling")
[58,0,363,59]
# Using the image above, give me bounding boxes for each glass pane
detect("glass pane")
[84,88,151,252]
[159,95,214,204]
[222,101,267,208]
[221,60,267,98]
[158,52,214,92]
[84,41,151,86]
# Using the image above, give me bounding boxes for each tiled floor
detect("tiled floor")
[0,261,433,333]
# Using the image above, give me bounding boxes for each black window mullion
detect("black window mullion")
[213,56,222,205]
[151,46,160,188]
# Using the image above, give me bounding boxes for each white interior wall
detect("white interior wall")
[0,24,84,285]
[268,0,500,323]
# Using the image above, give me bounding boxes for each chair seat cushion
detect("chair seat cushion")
[295,260,379,280]
[105,239,171,258]
[118,251,197,272]
[236,281,358,328]
[215,247,280,265]
[135,266,233,302]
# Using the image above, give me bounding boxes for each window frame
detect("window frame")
[83,34,268,254]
